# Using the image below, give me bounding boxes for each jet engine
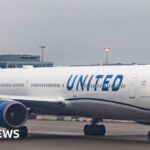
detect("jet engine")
[0,101,28,128]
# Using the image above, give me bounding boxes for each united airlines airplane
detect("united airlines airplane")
[0,65,150,141]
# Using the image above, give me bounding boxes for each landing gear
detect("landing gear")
[7,126,28,139]
[148,131,150,143]
[18,126,28,138]
[84,118,106,136]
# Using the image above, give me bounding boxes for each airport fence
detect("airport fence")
[29,114,134,123]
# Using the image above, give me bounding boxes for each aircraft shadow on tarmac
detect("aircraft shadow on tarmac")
[26,132,148,144]
[1,132,148,144]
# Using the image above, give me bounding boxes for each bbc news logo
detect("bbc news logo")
[0,129,20,139]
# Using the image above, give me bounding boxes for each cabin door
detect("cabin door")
[129,78,137,99]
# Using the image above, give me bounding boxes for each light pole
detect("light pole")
[103,48,110,65]
[39,45,46,63]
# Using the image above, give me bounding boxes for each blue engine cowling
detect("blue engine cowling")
[0,101,28,128]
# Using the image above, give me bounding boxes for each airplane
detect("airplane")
[0,65,150,142]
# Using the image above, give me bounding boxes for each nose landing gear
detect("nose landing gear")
[148,131,150,143]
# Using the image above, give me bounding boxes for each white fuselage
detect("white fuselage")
[0,65,150,122]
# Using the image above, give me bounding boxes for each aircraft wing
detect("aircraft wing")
[0,95,67,115]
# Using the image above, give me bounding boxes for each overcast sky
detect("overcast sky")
[0,0,150,65]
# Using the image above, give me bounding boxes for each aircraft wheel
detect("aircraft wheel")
[84,125,106,136]
[148,131,150,143]
[18,126,28,138]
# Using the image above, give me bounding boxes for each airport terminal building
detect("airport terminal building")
[0,54,53,68]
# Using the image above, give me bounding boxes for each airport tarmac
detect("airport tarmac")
[0,120,150,150]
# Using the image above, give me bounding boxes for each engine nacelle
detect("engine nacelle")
[0,101,28,128]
